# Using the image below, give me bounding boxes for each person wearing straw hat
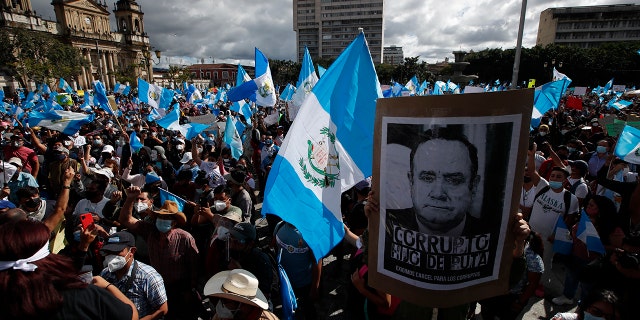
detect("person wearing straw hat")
[203,269,279,320]
[119,186,200,320]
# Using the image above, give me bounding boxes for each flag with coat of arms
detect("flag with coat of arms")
[262,31,382,261]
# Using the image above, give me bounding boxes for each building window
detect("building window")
[222,71,229,79]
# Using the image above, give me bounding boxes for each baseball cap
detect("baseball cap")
[101,231,136,253]
[230,222,256,242]
[8,157,22,167]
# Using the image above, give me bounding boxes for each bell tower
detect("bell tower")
[113,0,145,38]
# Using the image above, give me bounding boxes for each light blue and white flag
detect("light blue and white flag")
[138,78,163,108]
[531,77,572,127]
[417,80,429,96]
[223,114,243,160]
[159,88,175,110]
[433,81,446,95]
[391,81,407,97]
[159,188,186,212]
[228,48,276,107]
[262,32,382,261]
[405,75,419,95]
[576,210,605,255]
[614,125,640,165]
[236,64,252,87]
[230,99,252,126]
[93,81,114,115]
[607,98,632,110]
[156,107,182,132]
[114,82,131,95]
[27,110,93,135]
[603,78,614,94]
[552,67,570,82]
[317,65,327,78]
[187,84,203,104]
[130,131,143,152]
[82,93,95,109]
[553,216,573,255]
[280,84,296,102]
[290,46,319,116]
[59,78,74,94]
[182,122,210,140]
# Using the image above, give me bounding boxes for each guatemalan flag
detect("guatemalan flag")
[236,64,252,87]
[531,77,572,128]
[93,81,114,115]
[553,216,573,255]
[577,210,605,255]
[262,32,382,261]
[614,125,640,165]
[290,46,319,119]
[280,83,296,102]
[138,78,163,109]
[114,82,131,95]
[228,48,276,107]
[27,110,94,135]
[607,98,632,110]
[405,75,419,95]
[224,114,244,160]
[59,78,74,94]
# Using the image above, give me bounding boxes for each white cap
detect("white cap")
[102,145,115,153]
[180,152,193,164]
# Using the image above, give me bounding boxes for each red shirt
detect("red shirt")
[3,145,38,174]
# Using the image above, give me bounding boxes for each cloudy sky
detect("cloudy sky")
[32,0,634,66]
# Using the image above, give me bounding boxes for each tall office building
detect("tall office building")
[536,4,640,48]
[383,45,403,65]
[293,0,383,63]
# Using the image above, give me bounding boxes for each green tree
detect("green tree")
[269,59,300,87]
[2,29,87,89]
[112,64,138,86]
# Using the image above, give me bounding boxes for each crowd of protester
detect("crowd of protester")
[0,86,638,320]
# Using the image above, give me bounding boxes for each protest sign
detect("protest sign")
[369,90,533,307]
[573,87,587,96]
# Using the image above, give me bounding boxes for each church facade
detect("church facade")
[0,0,153,91]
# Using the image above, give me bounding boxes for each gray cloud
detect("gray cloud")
[30,0,634,65]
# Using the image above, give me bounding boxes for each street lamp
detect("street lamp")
[543,59,563,82]
[141,48,161,82]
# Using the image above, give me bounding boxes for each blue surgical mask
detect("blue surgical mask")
[568,147,576,153]
[549,181,564,190]
[596,146,607,154]
[155,218,172,233]
[583,311,605,320]
[73,230,81,242]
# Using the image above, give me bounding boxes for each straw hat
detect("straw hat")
[152,200,187,225]
[203,269,268,310]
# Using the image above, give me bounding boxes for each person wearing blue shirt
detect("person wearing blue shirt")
[4,157,38,205]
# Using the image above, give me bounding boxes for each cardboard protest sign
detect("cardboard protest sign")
[573,87,587,96]
[369,90,533,308]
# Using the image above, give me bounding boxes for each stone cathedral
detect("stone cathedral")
[0,0,154,91]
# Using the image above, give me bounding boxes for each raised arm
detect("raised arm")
[43,167,75,232]
[118,186,143,232]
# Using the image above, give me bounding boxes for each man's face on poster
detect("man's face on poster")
[409,139,479,233]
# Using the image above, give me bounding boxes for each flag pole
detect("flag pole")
[510,0,527,90]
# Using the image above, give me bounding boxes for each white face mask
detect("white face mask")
[176,144,184,151]
[215,300,237,319]
[134,202,149,213]
[103,251,130,272]
[150,151,158,162]
[539,131,547,137]
[214,200,227,212]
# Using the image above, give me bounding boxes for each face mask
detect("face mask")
[103,251,130,272]
[265,139,273,145]
[195,188,204,196]
[568,147,576,153]
[25,197,40,209]
[549,181,563,189]
[93,139,102,146]
[155,218,172,233]
[64,140,71,146]
[214,200,227,212]
[215,300,237,319]
[134,202,149,213]
[197,147,203,154]
[150,152,158,162]
[73,230,81,242]
[12,141,20,147]
[560,129,569,135]
[176,144,184,151]
[55,153,66,161]
[592,123,599,127]
[596,146,607,154]
[583,312,605,320]
[539,132,547,137]
[208,136,215,141]
[523,176,532,183]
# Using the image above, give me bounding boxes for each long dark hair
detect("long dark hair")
[0,220,87,319]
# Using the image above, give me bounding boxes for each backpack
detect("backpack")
[533,186,573,216]
[569,178,590,197]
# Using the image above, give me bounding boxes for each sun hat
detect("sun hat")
[152,200,187,225]
[203,269,268,310]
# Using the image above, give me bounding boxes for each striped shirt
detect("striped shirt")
[101,260,167,318]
